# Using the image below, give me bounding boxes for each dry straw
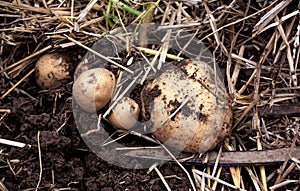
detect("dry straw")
[0,0,299,190]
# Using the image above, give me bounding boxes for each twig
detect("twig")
[275,125,299,184]
[256,10,299,35]
[136,46,184,61]
[0,45,51,74]
[199,1,278,42]
[203,2,228,55]
[0,1,51,14]
[1,68,35,99]
[159,142,197,191]
[244,167,263,191]
[63,34,133,74]
[275,16,298,86]
[211,167,223,190]
[0,180,8,191]
[158,10,176,69]
[81,114,102,137]
[35,131,43,191]
[193,169,246,191]
[253,0,292,35]
[75,0,98,31]
[0,109,11,113]
[257,133,268,191]
[103,71,142,118]
[153,165,172,191]
[0,138,31,148]
[270,180,300,190]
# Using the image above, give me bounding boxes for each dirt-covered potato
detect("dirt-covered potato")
[108,97,140,130]
[73,68,116,112]
[35,53,71,89]
[141,60,232,153]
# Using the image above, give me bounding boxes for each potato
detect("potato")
[73,60,89,80]
[35,53,71,89]
[73,68,116,112]
[108,97,140,130]
[141,60,232,153]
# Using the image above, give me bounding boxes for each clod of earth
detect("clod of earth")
[141,60,232,153]
[35,53,71,89]
[73,68,116,112]
[108,97,140,130]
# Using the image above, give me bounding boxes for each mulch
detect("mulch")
[0,0,299,190]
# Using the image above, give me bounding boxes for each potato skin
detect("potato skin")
[35,53,71,89]
[141,60,232,153]
[108,97,140,130]
[73,68,116,112]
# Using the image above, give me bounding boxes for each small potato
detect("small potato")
[73,60,89,80]
[73,68,116,112]
[108,97,140,130]
[35,53,71,89]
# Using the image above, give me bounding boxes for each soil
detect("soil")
[0,78,193,190]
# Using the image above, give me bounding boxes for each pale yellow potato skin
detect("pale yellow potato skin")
[141,60,232,153]
[73,68,115,112]
[108,97,140,130]
[35,53,70,89]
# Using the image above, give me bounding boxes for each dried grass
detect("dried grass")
[0,0,299,190]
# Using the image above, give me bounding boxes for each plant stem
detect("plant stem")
[110,0,141,16]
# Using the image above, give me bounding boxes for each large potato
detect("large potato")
[141,60,232,153]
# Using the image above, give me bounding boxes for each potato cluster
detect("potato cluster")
[55,55,232,153]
